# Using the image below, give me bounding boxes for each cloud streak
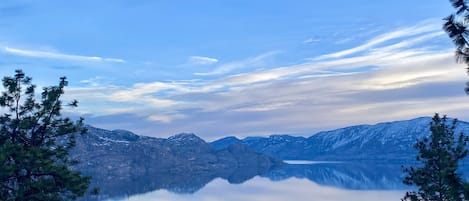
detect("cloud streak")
[189,56,218,65]
[314,21,441,60]
[65,20,469,139]
[3,46,125,63]
[194,51,280,76]
[303,38,320,44]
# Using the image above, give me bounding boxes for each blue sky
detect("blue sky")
[0,0,466,139]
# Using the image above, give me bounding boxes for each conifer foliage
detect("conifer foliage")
[0,70,90,201]
[444,0,469,93]
[402,114,469,201]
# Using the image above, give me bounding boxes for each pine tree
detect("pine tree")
[444,0,469,93]
[402,114,469,201]
[0,70,91,201]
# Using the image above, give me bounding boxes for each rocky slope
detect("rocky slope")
[70,126,282,200]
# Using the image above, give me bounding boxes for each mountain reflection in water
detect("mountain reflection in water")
[83,162,469,201]
[266,162,407,190]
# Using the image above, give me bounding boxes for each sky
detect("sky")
[0,0,466,140]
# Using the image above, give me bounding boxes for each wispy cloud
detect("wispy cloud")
[314,21,441,60]
[66,21,469,138]
[194,51,280,76]
[335,37,354,44]
[189,56,218,65]
[303,38,320,44]
[107,82,182,108]
[3,46,125,63]
[215,23,447,87]
[147,115,173,123]
[79,76,110,87]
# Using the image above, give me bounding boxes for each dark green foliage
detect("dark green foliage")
[402,114,469,201]
[0,70,90,201]
[444,0,469,93]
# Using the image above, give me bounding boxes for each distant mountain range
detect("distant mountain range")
[211,117,469,161]
[72,116,469,200]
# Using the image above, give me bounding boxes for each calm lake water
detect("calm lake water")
[112,177,405,201]
[87,161,427,201]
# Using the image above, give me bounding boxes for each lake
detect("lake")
[113,177,405,201]
[86,161,427,201]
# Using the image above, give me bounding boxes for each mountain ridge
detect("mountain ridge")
[71,126,283,200]
[211,116,469,161]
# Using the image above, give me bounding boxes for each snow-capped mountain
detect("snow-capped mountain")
[211,117,469,161]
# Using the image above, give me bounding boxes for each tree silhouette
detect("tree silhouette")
[444,0,469,93]
[402,114,469,201]
[0,70,91,201]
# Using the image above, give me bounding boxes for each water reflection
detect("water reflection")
[113,178,405,201]
[85,165,274,200]
[85,162,463,201]
[264,162,407,190]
